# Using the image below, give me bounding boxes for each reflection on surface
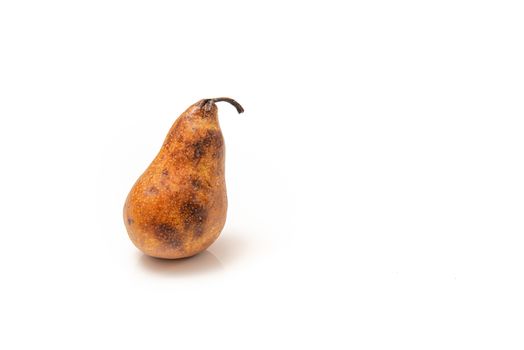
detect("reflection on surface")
[139,250,223,276]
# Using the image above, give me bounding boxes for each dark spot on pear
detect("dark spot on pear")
[195,226,204,237]
[191,130,223,162]
[127,217,134,225]
[190,177,202,189]
[193,143,204,160]
[147,186,158,195]
[179,200,207,237]
[162,169,169,176]
[154,223,181,247]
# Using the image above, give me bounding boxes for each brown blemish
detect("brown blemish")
[190,177,203,189]
[191,130,223,162]
[127,217,134,225]
[162,169,169,176]
[179,200,207,237]
[193,142,204,160]
[147,186,159,195]
[195,226,204,236]
[205,130,223,148]
[154,223,181,247]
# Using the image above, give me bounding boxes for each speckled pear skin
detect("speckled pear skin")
[123,98,243,259]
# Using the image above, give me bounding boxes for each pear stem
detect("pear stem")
[201,97,244,114]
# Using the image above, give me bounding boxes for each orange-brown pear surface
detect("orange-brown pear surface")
[124,98,244,259]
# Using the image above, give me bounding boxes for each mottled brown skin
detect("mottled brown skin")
[124,99,240,259]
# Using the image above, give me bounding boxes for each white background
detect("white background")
[1,1,523,349]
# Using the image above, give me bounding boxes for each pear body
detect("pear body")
[124,101,227,259]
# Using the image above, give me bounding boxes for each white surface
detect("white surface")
[1,1,524,349]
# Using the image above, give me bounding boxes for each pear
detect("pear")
[123,98,244,259]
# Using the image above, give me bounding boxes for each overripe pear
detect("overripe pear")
[123,98,244,259]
